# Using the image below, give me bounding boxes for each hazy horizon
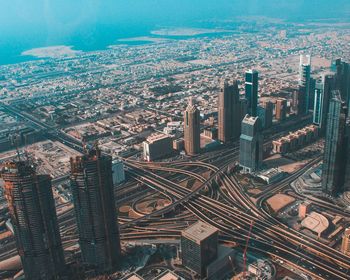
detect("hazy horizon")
[1,0,350,65]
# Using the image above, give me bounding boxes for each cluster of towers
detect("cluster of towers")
[183,56,350,186]
[301,56,350,195]
[183,69,262,172]
[0,146,121,279]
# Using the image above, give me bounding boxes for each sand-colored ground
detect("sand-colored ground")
[264,154,306,173]
[266,193,296,213]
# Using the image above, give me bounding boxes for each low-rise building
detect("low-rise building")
[143,133,173,161]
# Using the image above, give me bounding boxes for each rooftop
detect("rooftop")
[123,274,144,280]
[182,221,218,243]
[146,133,172,144]
[154,270,182,280]
[242,114,259,125]
[301,211,329,235]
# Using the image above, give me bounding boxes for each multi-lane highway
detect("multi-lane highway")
[2,101,350,279]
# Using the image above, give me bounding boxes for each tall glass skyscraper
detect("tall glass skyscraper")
[335,58,350,113]
[322,90,348,194]
[218,79,240,143]
[239,115,263,173]
[245,70,259,117]
[299,54,312,114]
[313,78,324,127]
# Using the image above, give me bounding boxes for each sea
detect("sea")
[0,22,233,66]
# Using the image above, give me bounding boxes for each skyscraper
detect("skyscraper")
[184,98,201,155]
[297,85,307,116]
[313,78,324,127]
[275,98,287,121]
[309,77,316,111]
[343,119,350,192]
[322,90,348,194]
[70,146,121,272]
[1,161,66,280]
[299,54,311,114]
[245,70,259,117]
[181,221,218,278]
[239,115,263,173]
[335,59,350,111]
[261,101,273,129]
[218,79,241,143]
[321,74,336,134]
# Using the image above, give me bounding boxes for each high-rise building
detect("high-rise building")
[335,59,350,109]
[112,159,125,185]
[321,74,336,134]
[313,78,324,127]
[309,77,316,111]
[143,133,173,161]
[261,101,273,129]
[343,119,350,192]
[245,70,259,117]
[239,115,263,173]
[184,98,201,155]
[1,161,66,280]
[341,228,350,256]
[299,54,311,114]
[218,79,241,143]
[297,85,307,116]
[275,98,287,121]
[322,90,348,194]
[70,147,121,272]
[292,90,299,113]
[181,221,218,278]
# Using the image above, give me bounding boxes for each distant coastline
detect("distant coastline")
[21,46,83,59]
[5,27,231,65]
[150,27,233,36]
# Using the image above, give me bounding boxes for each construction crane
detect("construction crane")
[243,220,254,278]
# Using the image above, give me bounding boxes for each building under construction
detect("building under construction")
[70,146,121,273]
[0,161,66,280]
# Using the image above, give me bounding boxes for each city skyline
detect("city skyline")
[0,2,350,280]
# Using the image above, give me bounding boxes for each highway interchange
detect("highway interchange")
[1,102,350,279]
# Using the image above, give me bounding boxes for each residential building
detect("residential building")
[1,161,66,280]
[70,146,121,272]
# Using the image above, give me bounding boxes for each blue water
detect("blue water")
[0,24,154,65]
[0,22,234,66]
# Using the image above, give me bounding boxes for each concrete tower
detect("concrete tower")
[184,98,201,155]
[218,79,240,143]
[70,146,121,273]
[1,161,66,280]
